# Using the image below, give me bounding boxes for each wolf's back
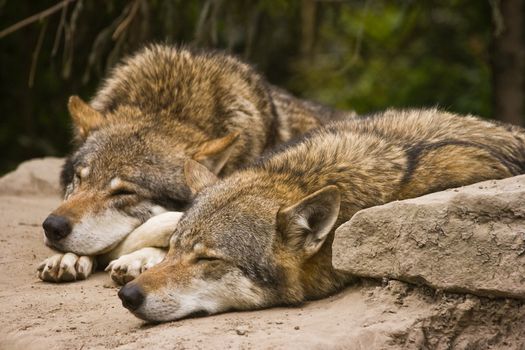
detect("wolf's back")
[345,108,525,198]
[256,108,525,208]
[369,108,525,174]
[90,45,273,125]
[86,44,356,169]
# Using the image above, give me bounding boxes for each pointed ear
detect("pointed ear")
[68,95,104,140]
[277,186,341,258]
[193,132,240,175]
[184,159,219,196]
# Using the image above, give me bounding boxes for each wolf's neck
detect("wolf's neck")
[299,235,356,300]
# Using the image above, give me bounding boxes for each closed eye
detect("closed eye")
[195,256,221,263]
[111,188,136,196]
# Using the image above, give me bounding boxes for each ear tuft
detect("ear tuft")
[277,186,341,258]
[193,132,240,175]
[184,159,219,196]
[68,95,105,141]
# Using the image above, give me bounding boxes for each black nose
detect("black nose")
[118,283,145,311]
[42,215,72,241]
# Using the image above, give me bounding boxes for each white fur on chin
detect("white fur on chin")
[132,272,265,322]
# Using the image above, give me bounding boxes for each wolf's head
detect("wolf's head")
[42,98,239,255]
[118,160,346,322]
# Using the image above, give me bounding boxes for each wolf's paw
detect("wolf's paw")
[37,253,95,282]
[105,247,166,285]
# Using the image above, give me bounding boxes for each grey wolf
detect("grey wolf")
[37,44,353,284]
[117,108,525,322]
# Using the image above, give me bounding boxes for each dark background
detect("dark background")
[1,0,523,175]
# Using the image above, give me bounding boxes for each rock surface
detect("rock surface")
[334,175,525,299]
[0,157,63,196]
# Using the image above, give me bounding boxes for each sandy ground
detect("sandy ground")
[0,159,524,349]
[0,195,426,350]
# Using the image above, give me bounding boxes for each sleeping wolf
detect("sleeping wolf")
[37,44,353,284]
[117,108,525,322]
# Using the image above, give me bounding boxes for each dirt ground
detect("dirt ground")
[1,159,524,349]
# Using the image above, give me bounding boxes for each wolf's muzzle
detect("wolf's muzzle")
[42,215,72,241]
[118,282,145,311]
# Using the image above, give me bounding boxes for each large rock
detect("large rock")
[0,157,63,197]
[333,175,525,300]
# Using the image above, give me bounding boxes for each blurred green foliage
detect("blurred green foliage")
[0,0,506,174]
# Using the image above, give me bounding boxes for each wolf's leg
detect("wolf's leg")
[101,212,181,284]
[105,211,184,261]
[105,247,166,285]
[37,253,95,282]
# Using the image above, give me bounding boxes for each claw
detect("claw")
[107,247,166,285]
[37,254,94,283]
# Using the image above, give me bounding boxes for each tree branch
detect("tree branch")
[28,19,48,87]
[0,0,75,39]
[51,2,68,56]
[112,0,140,40]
